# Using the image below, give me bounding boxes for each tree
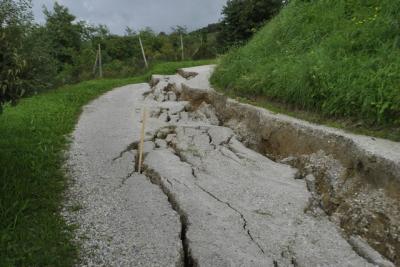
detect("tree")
[0,0,33,112]
[43,2,82,70]
[169,26,188,60]
[217,0,283,50]
[125,26,136,36]
[21,25,59,93]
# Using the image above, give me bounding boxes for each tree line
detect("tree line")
[0,0,283,112]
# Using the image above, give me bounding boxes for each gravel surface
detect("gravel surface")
[65,84,182,266]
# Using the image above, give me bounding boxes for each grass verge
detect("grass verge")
[0,59,214,267]
[219,92,400,141]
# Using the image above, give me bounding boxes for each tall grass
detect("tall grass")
[0,59,214,267]
[212,0,400,128]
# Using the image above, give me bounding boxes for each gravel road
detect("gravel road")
[65,67,379,266]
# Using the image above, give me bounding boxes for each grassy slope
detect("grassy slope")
[212,0,400,139]
[0,59,214,267]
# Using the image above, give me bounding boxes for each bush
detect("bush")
[212,0,400,127]
[0,0,32,111]
[103,60,137,78]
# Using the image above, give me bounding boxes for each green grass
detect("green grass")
[0,59,214,267]
[226,93,400,141]
[212,0,400,136]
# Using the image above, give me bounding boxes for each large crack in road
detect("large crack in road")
[64,66,395,266]
[166,134,266,256]
[142,168,193,266]
[194,182,265,255]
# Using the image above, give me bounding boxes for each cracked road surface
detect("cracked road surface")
[65,84,182,266]
[66,67,374,266]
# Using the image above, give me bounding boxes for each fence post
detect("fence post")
[180,34,184,61]
[98,44,103,78]
[139,35,149,69]
[93,49,99,76]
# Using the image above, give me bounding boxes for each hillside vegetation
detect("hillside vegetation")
[212,0,400,130]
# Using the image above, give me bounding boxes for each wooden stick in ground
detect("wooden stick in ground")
[180,34,184,61]
[98,44,103,78]
[138,107,147,173]
[93,49,99,76]
[139,35,149,69]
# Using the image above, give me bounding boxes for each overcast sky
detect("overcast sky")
[31,0,227,35]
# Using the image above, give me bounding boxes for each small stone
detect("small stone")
[144,93,155,101]
[155,139,168,149]
[305,174,316,193]
[279,156,297,165]
[293,170,303,179]
[167,91,177,102]
[165,134,176,144]
[149,107,161,117]
[169,114,180,123]
[158,112,169,122]
[156,128,171,139]
[184,102,193,112]
[155,93,164,102]
[198,102,219,125]
[159,102,187,115]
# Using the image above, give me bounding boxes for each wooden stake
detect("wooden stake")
[139,35,148,69]
[138,107,147,173]
[180,34,184,61]
[98,44,103,78]
[93,49,99,76]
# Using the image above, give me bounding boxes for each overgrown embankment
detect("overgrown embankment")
[212,0,400,135]
[0,60,213,267]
